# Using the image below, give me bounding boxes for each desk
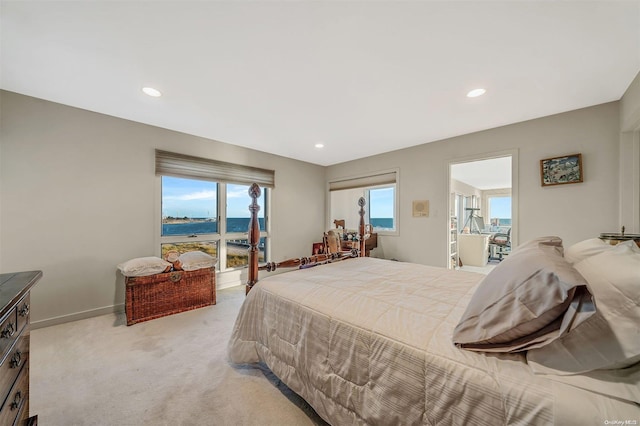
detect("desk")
[458,234,489,267]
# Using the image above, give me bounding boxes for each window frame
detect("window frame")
[484,190,512,231]
[156,178,270,273]
[328,168,399,237]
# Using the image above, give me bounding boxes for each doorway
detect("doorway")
[448,152,517,271]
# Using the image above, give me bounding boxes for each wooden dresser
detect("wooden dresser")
[0,271,41,426]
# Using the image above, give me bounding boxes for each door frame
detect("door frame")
[446,149,519,268]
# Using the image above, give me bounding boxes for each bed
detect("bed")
[228,184,640,425]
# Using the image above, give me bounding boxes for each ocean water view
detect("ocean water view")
[370,218,393,229]
[163,218,393,236]
[162,218,265,236]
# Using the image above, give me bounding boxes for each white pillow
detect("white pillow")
[564,238,613,264]
[117,257,171,277]
[178,251,217,271]
[527,240,640,374]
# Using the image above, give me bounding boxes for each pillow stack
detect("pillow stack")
[453,236,595,352]
[117,251,217,277]
[527,239,640,374]
[453,235,640,378]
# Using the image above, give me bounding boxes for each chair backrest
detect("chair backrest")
[364,224,373,235]
[324,230,341,254]
[492,228,511,245]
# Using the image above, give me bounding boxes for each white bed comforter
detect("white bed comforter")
[228,257,639,425]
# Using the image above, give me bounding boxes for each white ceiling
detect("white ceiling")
[451,157,512,190]
[2,1,639,166]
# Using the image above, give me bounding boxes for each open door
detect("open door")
[448,153,517,270]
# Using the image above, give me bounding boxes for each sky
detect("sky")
[162,177,262,218]
[369,187,394,218]
[489,196,511,218]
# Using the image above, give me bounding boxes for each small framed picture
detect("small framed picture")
[540,153,583,187]
[412,200,429,217]
[312,242,325,255]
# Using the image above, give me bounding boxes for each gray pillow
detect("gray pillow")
[453,238,594,352]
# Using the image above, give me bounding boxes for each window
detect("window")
[487,196,511,231]
[329,170,398,235]
[367,185,396,231]
[160,178,268,271]
[156,150,273,272]
[161,175,219,260]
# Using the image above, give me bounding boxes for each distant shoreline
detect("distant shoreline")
[162,218,215,224]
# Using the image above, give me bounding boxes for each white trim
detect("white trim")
[634,131,639,233]
[619,130,640,233]
[446,149,519,268]
[32,304,125,329]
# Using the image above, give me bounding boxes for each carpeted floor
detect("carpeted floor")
[30,286,327,426]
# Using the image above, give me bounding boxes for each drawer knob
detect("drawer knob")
[19,304,30,317]
[10,391,22,410]
[10,350,22,369]
[1,321,15,339]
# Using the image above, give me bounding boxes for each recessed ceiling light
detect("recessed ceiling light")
[467,88,486,98]
[142,87,162,97]
[315,143,324,149]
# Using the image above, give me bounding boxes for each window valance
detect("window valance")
[329,171,396,191]
[155,149,275,188]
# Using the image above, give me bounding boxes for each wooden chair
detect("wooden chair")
[324,230,341,254]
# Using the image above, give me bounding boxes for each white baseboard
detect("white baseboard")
[31,279,244,330]
[32,304,125,330]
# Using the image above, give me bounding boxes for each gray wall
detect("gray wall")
[0,91,326,325]
[1,69,639,326]
[327,102,623,266]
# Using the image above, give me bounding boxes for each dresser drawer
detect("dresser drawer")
[0,363,28,426]
[0,335,28,403]
[0,308,18,364]
[16,295,30,337]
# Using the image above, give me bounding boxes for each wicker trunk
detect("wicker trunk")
[125,267,216,325]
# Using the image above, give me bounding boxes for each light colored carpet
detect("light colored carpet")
[30,286,327,426]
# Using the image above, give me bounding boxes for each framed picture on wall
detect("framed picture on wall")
[540,153,583,187]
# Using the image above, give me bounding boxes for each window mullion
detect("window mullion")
[218,183,228,272]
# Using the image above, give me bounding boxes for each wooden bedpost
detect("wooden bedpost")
[246,183,261,294]
[244,184,360,294]
[358,197,366,257]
